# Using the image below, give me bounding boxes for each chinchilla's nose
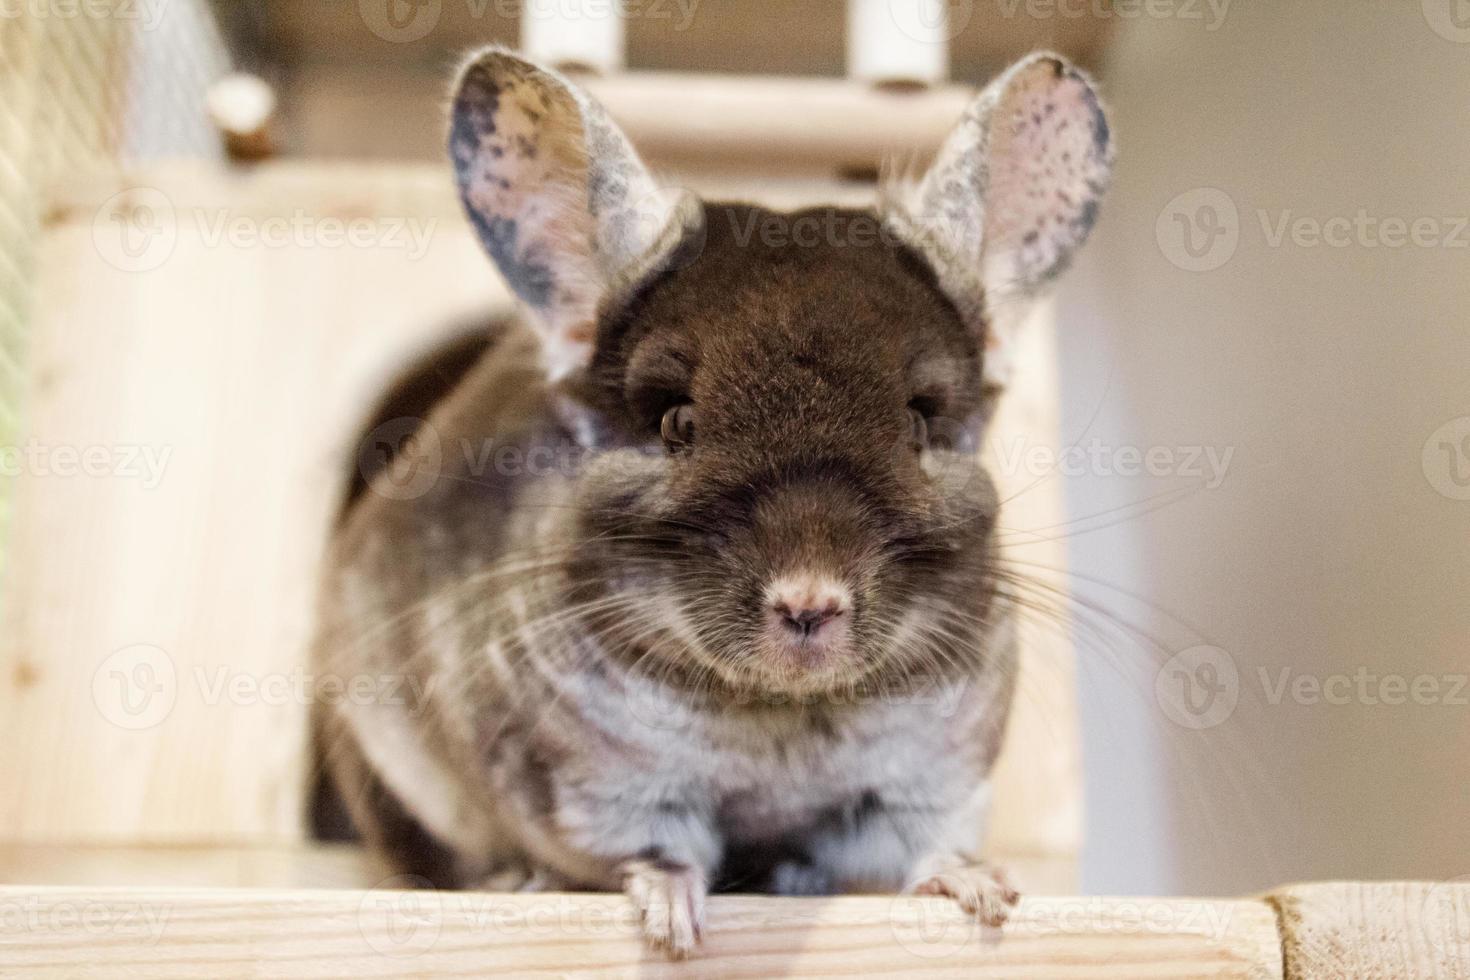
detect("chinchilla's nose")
[766,575,851,642]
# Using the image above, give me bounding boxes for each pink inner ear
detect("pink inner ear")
[452,51,692,381]
[982,61,1111,295]
[452,55,612,378]
[462,68,602,305]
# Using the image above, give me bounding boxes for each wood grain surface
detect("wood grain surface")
[0,886,1283,979]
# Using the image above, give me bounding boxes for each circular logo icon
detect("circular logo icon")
[360,417,443,501]
[1155,645,1239,730]
[359,0,442,43]
[1156,188,1239,272]
[889,888,979,959]
[1421,875,1470,956]
[918,416,985,500]
[1423,0,1470,43]
[358,874,443,958]
[887,0,974,45]
[91,644,178,730]
[1422,416,1470,500]
[622,675,696,734]
[93,187,177,273]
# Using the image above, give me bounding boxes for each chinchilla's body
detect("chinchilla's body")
[316,47,1111,956]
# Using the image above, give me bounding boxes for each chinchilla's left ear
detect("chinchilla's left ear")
[449,47,701,381]
[881,52,1113,394]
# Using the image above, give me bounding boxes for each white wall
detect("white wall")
[1058,1,1470,895]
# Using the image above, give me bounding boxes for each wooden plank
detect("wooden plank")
[0,886,1283,978]
[1266,881,1470,980]
[285,65,978,175]
[583,71,973,174]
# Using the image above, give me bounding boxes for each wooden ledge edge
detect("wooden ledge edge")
[0,885,1283,978]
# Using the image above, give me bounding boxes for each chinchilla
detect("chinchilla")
[313,47,1111,957]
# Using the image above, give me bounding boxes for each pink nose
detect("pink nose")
[766,576,850,641]
[773,600,843,638]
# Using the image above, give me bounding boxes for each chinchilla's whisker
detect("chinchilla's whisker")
[993,483,1201,545]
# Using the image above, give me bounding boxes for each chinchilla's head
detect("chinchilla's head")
[449,49,1111,696]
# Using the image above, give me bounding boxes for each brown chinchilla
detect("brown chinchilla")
[314,47,1112,957]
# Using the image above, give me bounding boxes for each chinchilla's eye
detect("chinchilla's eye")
[908,407,929,452]
[661,403,696,452]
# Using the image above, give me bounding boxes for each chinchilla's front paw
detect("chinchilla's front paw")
[905,858,1021,928]
[621,858,708,959]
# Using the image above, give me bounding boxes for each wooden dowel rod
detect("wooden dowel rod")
[521,0,626,75]
[847,0,951,87]
[582,72,974,172]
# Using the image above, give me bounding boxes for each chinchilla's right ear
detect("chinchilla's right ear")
[449,47,702,381]
[881,52,1113,397]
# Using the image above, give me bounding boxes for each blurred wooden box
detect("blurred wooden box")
[0,161,1080,889]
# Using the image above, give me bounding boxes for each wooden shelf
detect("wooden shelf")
[0,884,1282,978]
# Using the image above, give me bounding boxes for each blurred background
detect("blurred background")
[1,0,1466,899]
